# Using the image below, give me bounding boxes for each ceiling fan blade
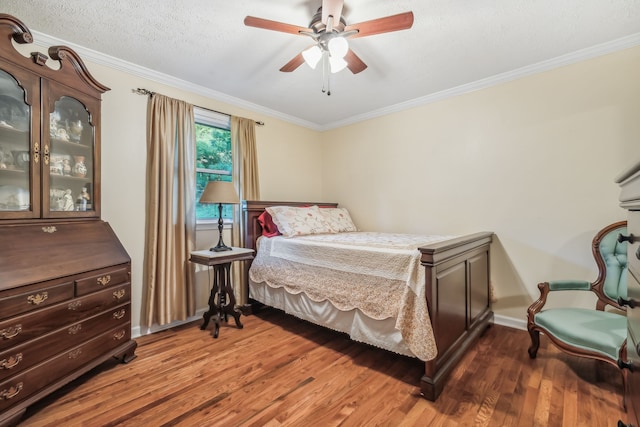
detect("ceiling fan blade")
[344,11,414,39]
[244,16,310,35]
[322,0,344,25]
[345,49,367,74]
[279,53,305,72]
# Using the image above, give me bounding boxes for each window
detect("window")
[194,108,233,221]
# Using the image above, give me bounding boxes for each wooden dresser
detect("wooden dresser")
[0,221,136,425]
[0,14,136,426]
[616,160,640,427]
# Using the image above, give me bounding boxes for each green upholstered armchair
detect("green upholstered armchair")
[527,221,628,397]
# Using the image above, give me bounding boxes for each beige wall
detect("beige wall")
[14,39,639,333]
[72,62,324,333]
[321,46,640,323]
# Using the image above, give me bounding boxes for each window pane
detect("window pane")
[195,172,233,220]
[195,120,233,221]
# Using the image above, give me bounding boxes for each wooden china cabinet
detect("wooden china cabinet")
[0,14,136,426]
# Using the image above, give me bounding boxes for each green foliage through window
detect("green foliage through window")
[195,121,233,220]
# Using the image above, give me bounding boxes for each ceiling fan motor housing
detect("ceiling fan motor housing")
[309,7,347,33]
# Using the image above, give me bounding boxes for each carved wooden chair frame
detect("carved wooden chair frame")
[526,221,628,404]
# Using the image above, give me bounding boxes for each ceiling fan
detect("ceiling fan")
[244,0,414,94]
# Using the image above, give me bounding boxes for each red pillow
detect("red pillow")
[258,210,281,237]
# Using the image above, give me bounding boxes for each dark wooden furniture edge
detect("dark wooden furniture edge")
[241,200,494,401]
[525,220,629,409]
[242,200,339,252]
[241,200,338,313]
[419,231,494,400]
[0,339,136,427]
[0,14,110,97]
[421,309,493,400]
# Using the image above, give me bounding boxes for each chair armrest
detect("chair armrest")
[527,280,592,329]
[547,280,591,291]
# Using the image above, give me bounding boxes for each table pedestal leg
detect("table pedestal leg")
[200,262,243,338]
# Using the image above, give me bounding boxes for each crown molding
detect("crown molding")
[30,30,322,131]
[321,32,640,131]
[30,30,640,132]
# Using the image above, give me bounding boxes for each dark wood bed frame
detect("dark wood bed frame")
[241,200,494,401]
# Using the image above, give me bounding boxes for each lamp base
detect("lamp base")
[210,202,233,252]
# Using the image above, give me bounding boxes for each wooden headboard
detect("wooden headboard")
[241,200,339,252]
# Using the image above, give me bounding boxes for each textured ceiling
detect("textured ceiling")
[2,1,640,129]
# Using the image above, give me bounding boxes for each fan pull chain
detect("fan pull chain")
[321,53,331,96]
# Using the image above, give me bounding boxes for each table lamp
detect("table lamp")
[198,181,240,251]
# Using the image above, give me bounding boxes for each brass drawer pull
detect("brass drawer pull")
[113,309,126,320]
[68,324,82,335]
[1,325,22,340]
[33,141,40,164]
[113,289,126,300]
[0,353,23,370]
[68,349,82,359]
[68,301,82,311]
[113,330,126,340]
[27,291,48,305]
[97,275,111,286]
[41,226,56,233]
[43,144,49,165]
[0,382,23,400]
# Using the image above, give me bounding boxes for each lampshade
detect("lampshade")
[329,56,348,73]
[328,37,349,58]
[198,181,240,205]
[302,45,323,69]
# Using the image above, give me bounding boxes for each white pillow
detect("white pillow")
[266,205,333,237]
[320,207,357,232]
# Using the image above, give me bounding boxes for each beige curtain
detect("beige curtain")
[142,94,196,327]
[231,116,260,304]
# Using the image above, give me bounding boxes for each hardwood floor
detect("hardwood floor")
[19,308,626,426]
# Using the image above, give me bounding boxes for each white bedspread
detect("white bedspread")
[248,232,454,361]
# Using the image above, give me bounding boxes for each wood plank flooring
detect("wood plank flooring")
[19,308,627,426]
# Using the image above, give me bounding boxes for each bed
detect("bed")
[241,200,494,401]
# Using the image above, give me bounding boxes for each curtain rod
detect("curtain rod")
[133,88,265,126]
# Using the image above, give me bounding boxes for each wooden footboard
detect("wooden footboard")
[241,200,493,401]
[419,232,494,400]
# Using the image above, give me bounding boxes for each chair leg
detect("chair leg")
[528,329,540,359]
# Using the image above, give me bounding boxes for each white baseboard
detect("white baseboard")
[132,308,208,339]
[132,309,528,339]
[492,313,527,331]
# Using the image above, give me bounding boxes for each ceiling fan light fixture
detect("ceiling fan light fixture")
[329,55,348,73]
[302,45,323,69]
[328,36,348,58]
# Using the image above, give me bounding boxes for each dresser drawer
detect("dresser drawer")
[627,268,640,427]
[0,284,131,351]
[628,267,640,353]
[0,280,74,321]
[627,212,640,278]
[76,265,130,297]
[0,323,132,413]
[0,303,131,382]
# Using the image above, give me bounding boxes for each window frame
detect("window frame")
[194,107,232,227]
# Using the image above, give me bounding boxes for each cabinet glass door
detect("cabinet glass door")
[48,96,94,215]
[0,69,32,216]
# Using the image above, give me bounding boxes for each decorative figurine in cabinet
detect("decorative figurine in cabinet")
[0,17,106,221]
[0,13,137,426]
